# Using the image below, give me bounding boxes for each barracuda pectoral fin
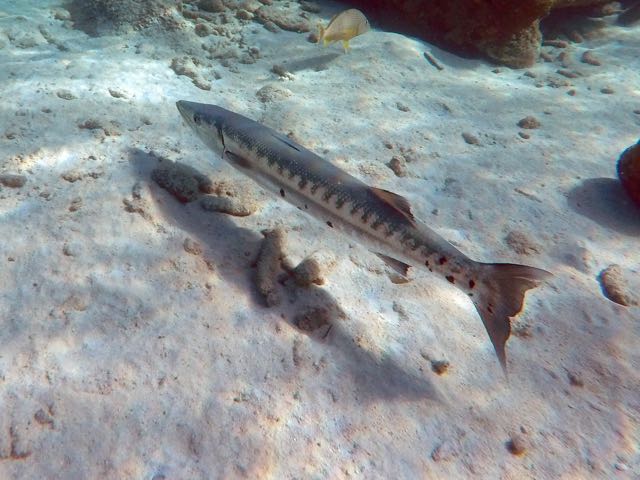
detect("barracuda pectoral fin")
[370,187,416,224]
[374,253,411,277]
[225,150,253,169]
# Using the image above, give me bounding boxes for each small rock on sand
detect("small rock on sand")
[183,238,203,256]
[581,50,602,66]
[56,89,76,100]
[461,132,480,145]
[152,162,211,204]
[430,359,450,375]
[291,256,325,287]
[387,156,407,177]
[517,116,541,129]
[505,230,541,255]
[255,228,287,307]
[294,306,331,333]
[598,264,639,307]
[0,173,27,188]
[256,84,292,103]
[506,433,527,456]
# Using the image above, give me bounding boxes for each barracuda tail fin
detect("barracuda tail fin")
[472,263,552,376]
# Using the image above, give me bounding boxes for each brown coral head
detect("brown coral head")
[617,140,640,208]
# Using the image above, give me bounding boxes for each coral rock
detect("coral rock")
[617,140,640,208]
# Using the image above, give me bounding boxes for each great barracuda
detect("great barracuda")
[176,100,551,373]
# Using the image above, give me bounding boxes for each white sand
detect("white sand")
[0,1,638,478]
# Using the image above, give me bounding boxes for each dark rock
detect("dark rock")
[67,0,177,36]
[617,140,640,208]
[518,116,541,129]
[0,174,27,188]
[343,0,611,68]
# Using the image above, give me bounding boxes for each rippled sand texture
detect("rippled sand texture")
[0,0,638,478]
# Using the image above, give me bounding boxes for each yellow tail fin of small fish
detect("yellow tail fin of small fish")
[472,263,551,377]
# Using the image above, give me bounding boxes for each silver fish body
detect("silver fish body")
[176,100,551,373]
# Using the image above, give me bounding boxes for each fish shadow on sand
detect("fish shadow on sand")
[567,177,640,236]
[278,52,342,73]
[127,147,440,403]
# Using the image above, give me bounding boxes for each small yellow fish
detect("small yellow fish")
[318,9,370,52]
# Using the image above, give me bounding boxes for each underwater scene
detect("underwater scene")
[0,0,639,478]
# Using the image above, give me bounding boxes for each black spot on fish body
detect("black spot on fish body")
[326,221,334,228]
[487,304,494,314]
[446,275,455,284]
[304,204,308,209]
[468,279,476,289]
[280,188,285,198]
[439,256,448,265]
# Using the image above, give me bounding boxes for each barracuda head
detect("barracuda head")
[176,100,226,157]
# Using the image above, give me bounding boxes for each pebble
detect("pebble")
[567,370,584,387]
[183,238,203,256]
[505,230,541,255]
[430,360,450,375]
[68,197,82,212]
[601,87,614,94]
[61,170,83,183]
[557,69,579,79]
[198,0,225,13]
[396,102,410,112]
[255,84,292,103]
[294,306,331,333]
[56,89,76,100]
[461,132,480,145]
[62,242,80,257]
[506,433,527,456]
[387,156,407,177]
[517,116,541,129]
[291,256,325,287]
[542,39,568,48]
[0,173,27,188]
[581,50,602,66]
[518,131,530,139]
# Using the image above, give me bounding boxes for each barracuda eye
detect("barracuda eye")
[193,114,202,125]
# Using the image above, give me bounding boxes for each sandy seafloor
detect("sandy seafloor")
[0,0,639,478]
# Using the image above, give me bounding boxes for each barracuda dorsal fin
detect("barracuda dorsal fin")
[370,187,416,224]
[271,132,301,152]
